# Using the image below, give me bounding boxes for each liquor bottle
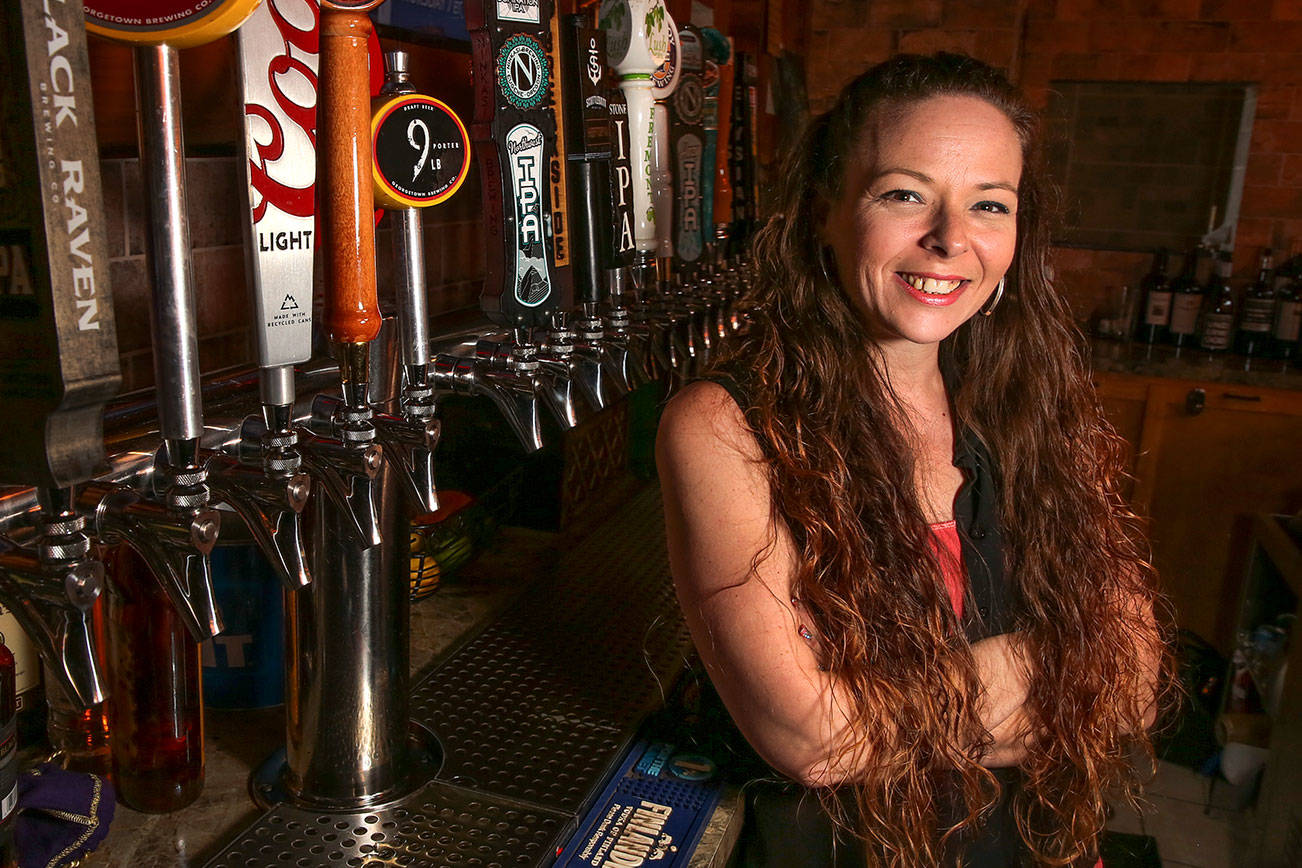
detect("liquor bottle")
[0,607,45,762]
[105,544,204,812]
[1235,248,1275,356]
[0,639,17,868]
[1167,248,1204,348]
[1199,252,1236,352]
[1135,248,1172,343]
[1273,249,1301,360]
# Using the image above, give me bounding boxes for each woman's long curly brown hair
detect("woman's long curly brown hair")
[713,53,1175,866]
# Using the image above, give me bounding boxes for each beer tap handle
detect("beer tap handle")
[394,208,430,372]
[204,456,312,590]
[236,2,320,436]
[372,50,473,436]
[0,544,106,709]
[320,1,386,399]
[432,355,545,453]
[81,483,223,642]
[293,434,385,548]
[133,45,205,453]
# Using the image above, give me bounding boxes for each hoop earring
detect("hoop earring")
[818,246,838,288]
[981,276,1006,317]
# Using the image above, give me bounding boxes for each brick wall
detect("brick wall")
[801,0,1302,324]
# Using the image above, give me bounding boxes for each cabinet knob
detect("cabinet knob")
[1185,387,1206,416]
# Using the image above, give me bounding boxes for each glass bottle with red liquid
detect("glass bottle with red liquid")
[0,638,19,868]
[104,543,204,812]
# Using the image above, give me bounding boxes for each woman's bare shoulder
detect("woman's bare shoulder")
[657,379,763,465]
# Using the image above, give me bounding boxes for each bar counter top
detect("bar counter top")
[82,524,555,868]
[1089,338,1302,391]
[78,479,742,868]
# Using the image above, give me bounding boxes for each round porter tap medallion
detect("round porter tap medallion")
[371,95,471,209]
[497,34,551,111]
[83,0,263,47]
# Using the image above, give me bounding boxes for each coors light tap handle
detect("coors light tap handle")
[467,0,564,328]
[236,0,322,439]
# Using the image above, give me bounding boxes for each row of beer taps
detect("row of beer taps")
[0,0,758,813]
[430,249,752,452]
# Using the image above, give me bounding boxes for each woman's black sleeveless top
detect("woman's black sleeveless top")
[697,375,1024,867]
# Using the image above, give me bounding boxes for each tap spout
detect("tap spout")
[293,433,384,548]
[0,541,106,709]
[80,481,223,642]
[205,455,312,590]
[313,395,440,515]
[432,353,544,453]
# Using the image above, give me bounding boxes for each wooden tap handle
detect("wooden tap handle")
[320,2,385,345]
[713,57,734,227]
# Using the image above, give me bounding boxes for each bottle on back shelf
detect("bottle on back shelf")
[1273,249,1301,360]
[1136,248,1172,343]
[1199,251,1236,352]
[1167,247,1204,348]
[1235,248,1275,357]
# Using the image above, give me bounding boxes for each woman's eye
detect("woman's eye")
[974,200,1012,215]
[879,189,922,204]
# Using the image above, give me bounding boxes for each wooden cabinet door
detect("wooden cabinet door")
[1096,373,1151,503]
[1133,381,1302,654]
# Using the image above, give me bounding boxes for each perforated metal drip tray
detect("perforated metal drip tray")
[205,782,572,868]
[206,485,692,867]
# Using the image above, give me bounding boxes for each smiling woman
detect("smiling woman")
[657,53,1176,867]
[821,95,1021,353]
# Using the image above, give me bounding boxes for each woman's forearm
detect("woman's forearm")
[971,633,1032,765]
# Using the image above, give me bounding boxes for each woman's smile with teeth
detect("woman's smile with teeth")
[898,273,965,295]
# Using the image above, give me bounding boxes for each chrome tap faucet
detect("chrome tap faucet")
[432,352,545,453]
[80,477,223,643]
[0,488,107,709]
[311,395,439,516]
[473,329,581,432]
[204,455,312,590]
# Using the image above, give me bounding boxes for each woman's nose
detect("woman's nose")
[921,208,968,257]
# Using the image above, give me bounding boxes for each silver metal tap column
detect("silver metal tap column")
[284,454,410,808]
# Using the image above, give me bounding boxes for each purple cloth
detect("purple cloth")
[14,764,114,868]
